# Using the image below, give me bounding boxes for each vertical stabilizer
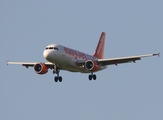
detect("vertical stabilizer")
[93,32,105,59]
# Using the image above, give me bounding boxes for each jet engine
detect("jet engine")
[85,60,100,72]
[34,63,48,74]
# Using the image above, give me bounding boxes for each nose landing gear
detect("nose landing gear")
[54,76,62,82]
[53,65,62,82]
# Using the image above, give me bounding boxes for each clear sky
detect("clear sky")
[1,0,163,120]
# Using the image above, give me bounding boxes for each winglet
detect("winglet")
[158,52,160,57]
[93,32,106,59]
[153,53,160,57]
[6,60,9,65]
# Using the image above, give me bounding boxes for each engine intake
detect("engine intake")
[34,63,48,74]
[85,60,100,72]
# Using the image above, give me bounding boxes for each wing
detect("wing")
[98,53,160,66]
[6,61,54,68]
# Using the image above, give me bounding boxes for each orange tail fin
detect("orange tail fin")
[93,32,106,59]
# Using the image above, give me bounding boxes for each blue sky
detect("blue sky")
[1,0,163,120]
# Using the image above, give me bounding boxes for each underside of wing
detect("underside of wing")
[98,53,159,66]
[7,61,54,68]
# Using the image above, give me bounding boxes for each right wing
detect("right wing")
[76,53,159,67]
[7,61,54,68]
[98,53,160,66]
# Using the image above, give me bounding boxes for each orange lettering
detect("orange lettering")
[64,47,69,54]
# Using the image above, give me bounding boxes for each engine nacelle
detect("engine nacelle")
[85,60,100,72]
[34,63,48,74]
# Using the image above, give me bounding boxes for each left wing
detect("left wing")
[7,61,54,68]
[98,53,160,66]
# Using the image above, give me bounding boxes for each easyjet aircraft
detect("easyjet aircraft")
[7,32,159,82]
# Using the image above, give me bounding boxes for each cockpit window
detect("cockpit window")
[49,47,53,49]
[45,47,59,50]
[54,47,59,50]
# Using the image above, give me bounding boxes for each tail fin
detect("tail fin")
[93,32,106,59]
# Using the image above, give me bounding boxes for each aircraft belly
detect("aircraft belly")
[55,57,87,73]
[57,59,88,73]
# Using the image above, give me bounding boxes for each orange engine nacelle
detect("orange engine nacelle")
[34,63,48,74]
[85,60,100,72]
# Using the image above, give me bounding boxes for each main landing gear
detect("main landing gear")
[52,65,97,82]
[88,73,96,80]
[53,65,62,82]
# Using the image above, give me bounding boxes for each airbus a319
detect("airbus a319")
[7,32,159,82]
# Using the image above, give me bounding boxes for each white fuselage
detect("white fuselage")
[43,44,106,73]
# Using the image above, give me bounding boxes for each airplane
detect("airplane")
[7,32,160,82]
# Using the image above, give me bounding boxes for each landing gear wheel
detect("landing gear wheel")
[88,73,96,81]
[59,76,62,82]
[53,65,63,82]
[93,74,96,80]
[54,77,58,82]
[89,75,92,80]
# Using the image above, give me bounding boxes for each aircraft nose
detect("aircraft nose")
[43,50,51,60]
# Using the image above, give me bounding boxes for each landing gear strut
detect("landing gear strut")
[88,73,96,80]
[53,65,62,82]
